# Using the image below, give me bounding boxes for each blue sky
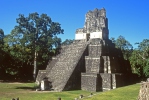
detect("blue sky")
[0,0,149,47]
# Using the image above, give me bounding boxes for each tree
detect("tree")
[5,12,64,80]
[61,39,74,45]
[110,36,133,60]
[0,29,4,45]
[130,39,149,77]
[0,29,6,79]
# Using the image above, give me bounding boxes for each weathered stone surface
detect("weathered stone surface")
[76,28,84,34]
[102,56,111,73]
[85,56,103,73]
[83,8,108,33]
[37,8,135,92]
[100,73,112,91]
[81,73,101,91]
[138,82,149,100]
[36,70,49,83]
[75,8,109,40]
[37,40,89,91]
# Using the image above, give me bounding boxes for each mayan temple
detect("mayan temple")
[36,8,133,92]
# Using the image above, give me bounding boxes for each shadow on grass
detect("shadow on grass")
[0,80,35,83]
[15,86,36,91]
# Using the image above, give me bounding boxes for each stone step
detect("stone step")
[36,40,89,91]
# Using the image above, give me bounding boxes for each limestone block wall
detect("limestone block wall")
[81,73,125,91]
[36,44,70,83]
[81,38,128,92]
[81,73,101,91]
[88,45,102,57]
[85,56,104,73]
[63,49,88,90]
[100,73,124,91]
[102,56,111,73]
[90,32,103,39]
[46,57,58,70]
[138,82,149,100]
[36,70,49,83]
[45,40,89,91]
[100,73,112,91]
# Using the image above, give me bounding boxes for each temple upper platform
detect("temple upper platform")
[75,8,109,40]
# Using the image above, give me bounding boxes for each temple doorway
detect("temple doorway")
[87,34,90,41]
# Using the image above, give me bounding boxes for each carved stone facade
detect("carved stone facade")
[75,8,109,40]
[84,8,107,33]
[81,38,129,91]
[36,8,135,92]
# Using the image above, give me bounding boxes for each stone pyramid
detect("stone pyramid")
[36,8,134,92]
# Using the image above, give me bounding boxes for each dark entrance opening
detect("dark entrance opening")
[87,34,90,41]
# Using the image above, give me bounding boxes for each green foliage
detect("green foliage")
[111,36,149,78]
[9,12,63,60]
[110,35,133,60]
[0,28,4,45]
[130,39,149,77]
[0,28,7,78]
[1,12,64,80]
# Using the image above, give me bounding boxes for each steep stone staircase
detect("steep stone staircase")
[36,40,89,91]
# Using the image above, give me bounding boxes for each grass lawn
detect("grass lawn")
[84,84,140,100]
[0,82,140,100]
[0,82,90,100]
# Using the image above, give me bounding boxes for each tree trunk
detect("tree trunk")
[33,51,37,81]
[33,27,38,81]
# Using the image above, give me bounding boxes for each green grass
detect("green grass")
[0,82,90,100]
[0,82,140,100]
[84,84,140,100]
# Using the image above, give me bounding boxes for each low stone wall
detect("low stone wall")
[138,82,149,100]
